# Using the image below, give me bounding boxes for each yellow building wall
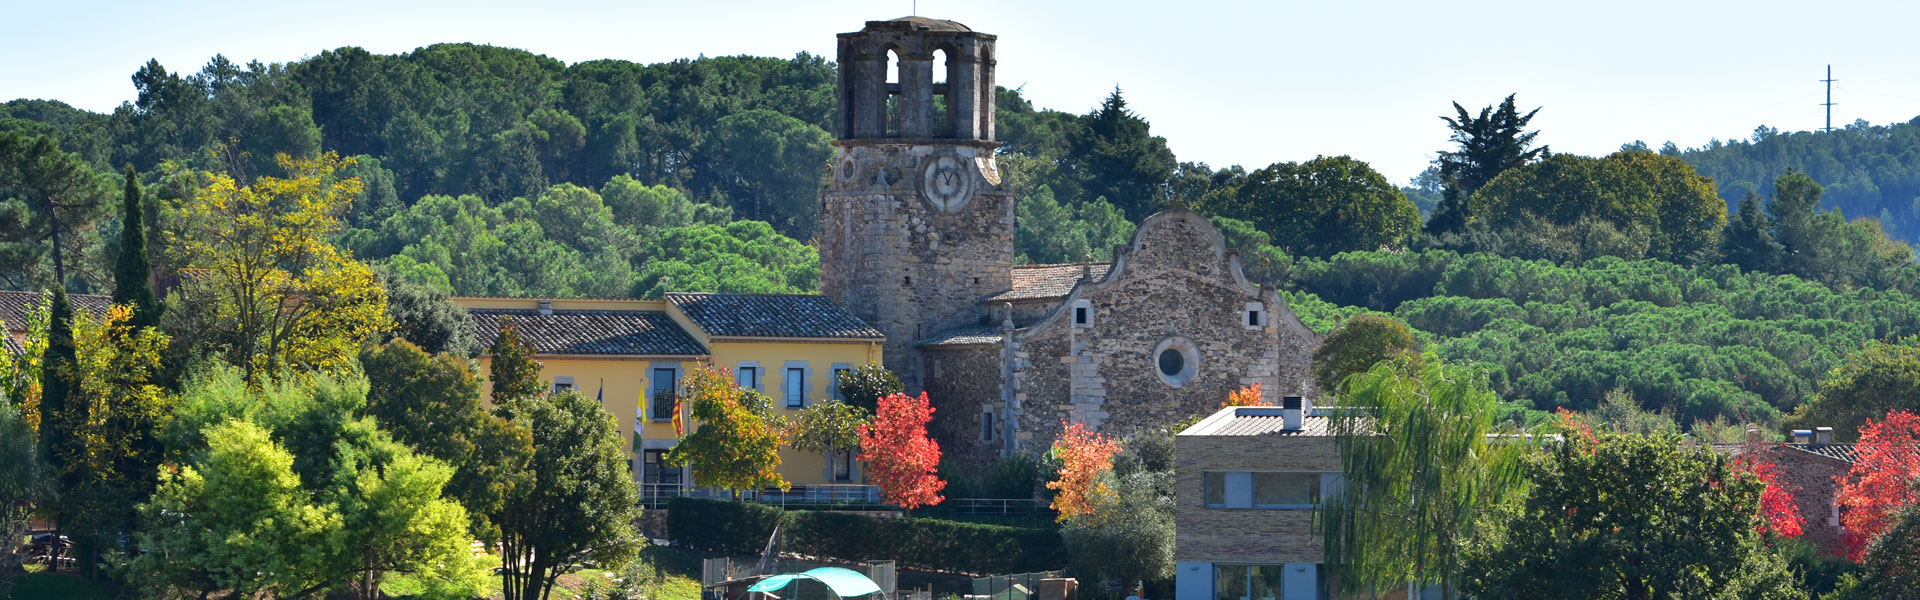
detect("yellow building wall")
[461,296,885,488]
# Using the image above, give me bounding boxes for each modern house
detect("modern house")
[1174,400,1343,600]
[457,294,885,499]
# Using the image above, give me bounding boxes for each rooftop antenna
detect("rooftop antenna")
[1821,65,1836,133]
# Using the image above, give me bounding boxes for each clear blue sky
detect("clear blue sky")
[4,0,1917,183]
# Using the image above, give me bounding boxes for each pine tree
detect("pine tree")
[1719,190,1781,272]
[1069,88,1176,221]
[111,165,161,330]
[1427,94,1548,236]
[487,320,543,410]
[35,287,80,569]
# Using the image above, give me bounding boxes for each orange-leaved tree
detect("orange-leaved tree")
[1838,409,1920,560]
[857,392,944,509]
[1222,382,1267,407]
[1048,421,1120,522]
[665,364,786,497]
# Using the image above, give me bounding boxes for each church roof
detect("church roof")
[469,308,707,356]
[917,326,1003,348]
[985,263,1112,303]
[665,293,883,340]
[870,16,972,32]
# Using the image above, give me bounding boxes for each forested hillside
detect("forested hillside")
[1652,118,1920,243]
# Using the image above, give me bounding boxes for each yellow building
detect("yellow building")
[456,293,884,501]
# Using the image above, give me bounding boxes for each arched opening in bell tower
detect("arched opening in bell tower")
[885,46,903,138]
[932,46,954,138]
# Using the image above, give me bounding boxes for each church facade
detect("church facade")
[819,17,1322,470]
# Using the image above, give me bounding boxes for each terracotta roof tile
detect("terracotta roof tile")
[469,309,706,356]
[665,293,882,340]
[1786,443,1859,463]
[985,263,1111,302]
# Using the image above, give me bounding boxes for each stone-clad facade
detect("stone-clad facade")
[818,17,1321,471]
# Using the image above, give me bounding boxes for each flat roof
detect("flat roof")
[1179,406,1336,437]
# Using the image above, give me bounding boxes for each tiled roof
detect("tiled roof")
[3,335,20,357]
[469,309,707,356]
[1786,443,1859,463]
[918,326,1003,347]
[985,263,1111,302]
[0,290,112,331]
[665,293,882,340]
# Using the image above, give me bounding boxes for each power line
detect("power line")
[1821,65,1836,133]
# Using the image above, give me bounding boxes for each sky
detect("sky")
[4,0,1918,183]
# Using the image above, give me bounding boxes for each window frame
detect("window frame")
[648,366,679,421]
[1204,470,1325,510]
[784,366,807,409]
[1072,298,1094,328]
[735,362,761,392]
[552,376,575,394]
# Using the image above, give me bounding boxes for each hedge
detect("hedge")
[667,497,784,555]
[667,498,1067,574]
[785,511,1066,574]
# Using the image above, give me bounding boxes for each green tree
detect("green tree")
[1199,155,1420,258]
[496,389,641,600]
[360,340,529,537]
[704,109,832,237]
[666,365,787,496]
[599,174,730,231]
[1787,339,1920,442]
[1322,359,1532,599]
[631,221,818,297]
[111,165,160,329]
[0,132,112,290]
[1428,94,1548,236]
[1308,314,1420,394]
[1466,152,1726,263]
[835,362,904,415]
[1067,88,1176,221]
[1461,433,1800,600]
[488,320,545,408]
[786,399,870,482]
[1061,470,1174,592]
[1828,499,1920,599]
[378,266,480,356]
[1719,189,1780,272]
[1013,185,1137,264]
[35,287,81,561]
[0,403,47,598]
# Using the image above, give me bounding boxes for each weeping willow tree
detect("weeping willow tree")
[1319,358,1535,600]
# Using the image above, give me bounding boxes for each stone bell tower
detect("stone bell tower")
[818,17,1012,391]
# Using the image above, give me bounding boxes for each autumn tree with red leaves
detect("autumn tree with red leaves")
[1733,440,1804,538]
[857,392,945,509]
[1837,409,1920,560]
[1047,421,1121,522]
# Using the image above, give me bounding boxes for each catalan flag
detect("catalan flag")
[672,397,685,438]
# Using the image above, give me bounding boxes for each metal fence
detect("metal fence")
[972,571,1068,600]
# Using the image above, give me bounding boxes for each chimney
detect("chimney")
[537,300,554,315]
[1791,429,1812,445]
[1815,427,1833,445]
[1282,396,1304,431]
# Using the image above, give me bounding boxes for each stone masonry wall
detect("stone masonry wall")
[921,344,1007,469]
[1765,447,1853,557]
[1006,210,1319,457]
[819,141,1012,391]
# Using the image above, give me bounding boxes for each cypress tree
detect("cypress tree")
[112,165,161,329]
[37,287,80,569]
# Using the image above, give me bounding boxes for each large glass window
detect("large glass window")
[642,449,679,485]
[785,367,806,408]
[649,368,677,420]
[1215,565,1291,600]
[736,366,758,390]
[1254,472,1320,508]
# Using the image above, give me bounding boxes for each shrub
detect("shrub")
[785,511,1066,574]
[666,498,784,555]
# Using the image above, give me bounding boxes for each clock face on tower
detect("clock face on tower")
[919,155,975,212]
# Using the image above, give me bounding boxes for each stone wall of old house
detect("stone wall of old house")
[1006,210,1320,455]
[920,343,1008,470]
[819,141,1012,391]
[1175,433,1338,565]
[1765,447,1854,557]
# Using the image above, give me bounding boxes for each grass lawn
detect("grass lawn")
[9,570,116,600]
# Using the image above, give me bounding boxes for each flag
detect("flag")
[596,378,604,403]
[672,396,686,438]
[633,387,645,452]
